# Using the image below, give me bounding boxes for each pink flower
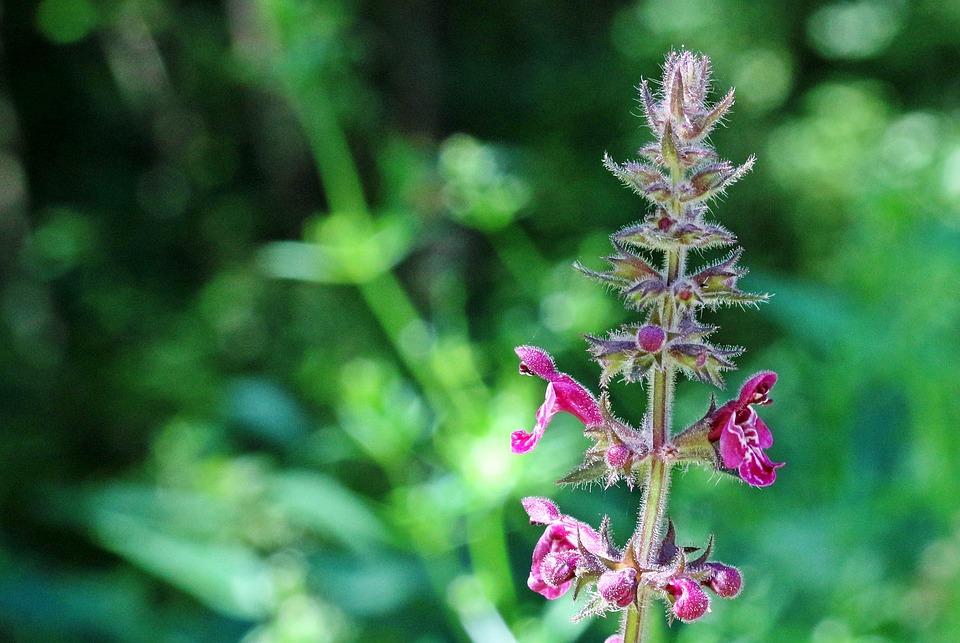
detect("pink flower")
[513,346,603,454]
[666,576,710,622]
[708,371,784,487]
[522,497,603,599]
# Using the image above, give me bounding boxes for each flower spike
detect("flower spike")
[513,50,784,640]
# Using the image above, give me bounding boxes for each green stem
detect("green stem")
[622,598,643,643]
[467,506,518,617]
[623,244,681,643]
[287,84,437,390]
[264,30,509,635]
[625,462,672,642]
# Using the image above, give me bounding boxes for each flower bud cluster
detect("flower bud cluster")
[647,521,742,623]
[523,499,745,624]
[581,51,766,392]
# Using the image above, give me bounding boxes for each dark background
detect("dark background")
[2,0,960,641]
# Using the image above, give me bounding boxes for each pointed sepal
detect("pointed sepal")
[574,240,661,292]
[556,458,608,487]
[690,249,769,309]
[693,87,735,141]
[681,156,755,203]
[660,120,682,178]
[671,397,718,464]
[639,79,661,135]
[571,592,609,622]
[603,153,672,204]
[669,64,686,124]
[668,342,742,387]
[586,326,663,385]
[596,515,624,562]
[688,535,715,568]
[613,217,736,252]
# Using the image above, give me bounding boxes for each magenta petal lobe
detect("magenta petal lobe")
[522,497,561,524]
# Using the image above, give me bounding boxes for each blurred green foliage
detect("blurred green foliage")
[2,0,960,641]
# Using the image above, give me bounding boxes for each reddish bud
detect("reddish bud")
[598,568,638,608]
[703,562,742,598]
[637,325,666,352]
[540,550,580,588]
[666,577,710,622]
[605,443,631,468]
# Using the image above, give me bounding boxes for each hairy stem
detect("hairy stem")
[625,372,674,643]
[623,240,682,642]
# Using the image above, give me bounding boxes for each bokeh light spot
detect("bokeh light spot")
[641,0,722,34]
[732,49,793,113]
[36,0,99,44]
[807,0,903,60]
[881,112,939,170]
[942,145,960,204]
[439,134,530,231]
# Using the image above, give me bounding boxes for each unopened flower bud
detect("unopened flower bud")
[703,562,742,598]
[637,325,666,352]
[604,637,624,643]
[598,568,638,607]
[605,443,631,468]
[666,576,710,622]
[539,550,580,588]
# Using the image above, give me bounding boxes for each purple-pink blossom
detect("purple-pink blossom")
[522,497,603,599]
[708,371,784,487]
[666,576,710,622]
[512,346,603,454]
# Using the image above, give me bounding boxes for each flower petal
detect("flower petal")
[717,412,747,468]
[738,448,784,487]
[528,573,571,599]
[736,371,777,407]
[515,345,562,380]
[753,413,773,449]
[511,382,560,453]
[522,497,561,524]
[527,522,579,600]
[512,346,603,453]
[552,380,604,427]
[710,371,783,486]
[510,430,538,454]
[569,520,604,556]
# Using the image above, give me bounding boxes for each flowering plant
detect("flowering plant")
[512,51,784,642]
